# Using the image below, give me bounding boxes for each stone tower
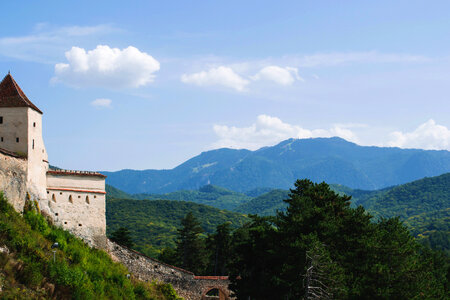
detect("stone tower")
[0,73,49,201]
[0,73,107,248]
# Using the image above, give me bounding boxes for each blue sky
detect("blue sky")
[0,1,449,170]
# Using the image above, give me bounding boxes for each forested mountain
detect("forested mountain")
[106,184,252,210]
[106,199,248,257]
[103,137,450,193]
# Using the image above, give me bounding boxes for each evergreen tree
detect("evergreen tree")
[206,222,233,275]
[229,179,449,299]
[110,227,134,248]
[176,212,208,274]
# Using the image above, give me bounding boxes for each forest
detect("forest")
[141,179,449,299]
[107,173,450,255]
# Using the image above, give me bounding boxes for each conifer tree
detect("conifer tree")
[110,227,134,248]
[176,212,207,274]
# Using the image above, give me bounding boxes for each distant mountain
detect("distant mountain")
[103,137,450,193]
[106,199,249,258]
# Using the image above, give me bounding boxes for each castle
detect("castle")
[0,73,106,248]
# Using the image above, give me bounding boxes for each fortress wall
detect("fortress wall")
[0,151,27,211]
[26,109,48,200]
[107,240,232,300]
[0,107,28,155]
[45,173,106,248]
[47,173,105,192]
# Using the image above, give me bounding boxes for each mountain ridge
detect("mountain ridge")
[103,137,450,193]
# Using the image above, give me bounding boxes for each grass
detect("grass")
[0,192,181,300]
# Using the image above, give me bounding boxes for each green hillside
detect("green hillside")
[234,173,450,254]
[354,173,450,254]
[106,199,249,257]
[107,184,252,210]
[234,189,290,216]
[0,193,179,299]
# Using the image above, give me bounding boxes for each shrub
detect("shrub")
[24,210,50,236]
[17,261,43,286]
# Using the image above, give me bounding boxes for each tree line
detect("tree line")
[112,179,449,299]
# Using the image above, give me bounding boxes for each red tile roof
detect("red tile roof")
[193,276,229,280]
[0,73,43,114]
[47,169,107,178]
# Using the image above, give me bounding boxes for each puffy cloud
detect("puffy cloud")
[387,119,450,150]
[251,66,303,85]
[212,115,359,149]
[53,45,160,88]
[90,98,112,108]
[181,66,249,91]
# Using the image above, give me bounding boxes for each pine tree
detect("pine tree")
[110,227,134,248]
[176,212,207,274]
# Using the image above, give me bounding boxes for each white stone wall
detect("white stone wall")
[0,152,27,211]
[26,109,48,201]
[45,173,106,248]
[0,107,29,155]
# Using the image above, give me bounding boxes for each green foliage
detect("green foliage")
[235,173,450,255]
[0,192,179,299]
[111,227,134,248]
[206,222,233,275]
[234,189,290,216]
[175,212,208,274]
[109,184,253,211]
[106,199,248,257]
[228,179,449,299]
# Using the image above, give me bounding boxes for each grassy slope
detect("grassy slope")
[106,199,249,258]
[0,193,180,300]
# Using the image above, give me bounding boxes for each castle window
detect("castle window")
[78,195,81,198]
[1,137,3,142]
[52,194,56,202]
[0,117,3,124]
[78,224,82,227]
[60,192,62,195]
[55,213,58,216]
[47,191,49,194]
[94,195,97,199]
[85,196,90,204]
[69,195,73,203]
[16,137,19,143]
[64,221,67,225]
[32,139,35,149]
[33,122,36,127]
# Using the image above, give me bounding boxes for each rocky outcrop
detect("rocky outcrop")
[0,151,27,211]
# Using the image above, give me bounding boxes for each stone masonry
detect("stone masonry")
[107,240,232,300]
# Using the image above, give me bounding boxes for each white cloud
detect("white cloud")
[387,119,450,150]
[251,66,303,85]
[0,24,118,63]
[212,115,360,149]
[90,98,112,108]
[52,45,160,89]
[181,66,249,91]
